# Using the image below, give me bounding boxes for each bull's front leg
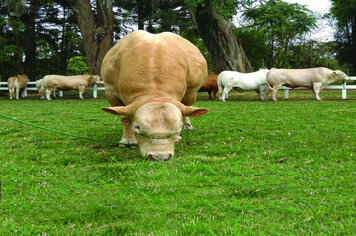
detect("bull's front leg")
[255,89,264,101]
[183,116,194,130]
[78,86,85,100]
[120,116,137,146]
[312,82,322,101]
[45,88,52,100]
[271,84,282,101]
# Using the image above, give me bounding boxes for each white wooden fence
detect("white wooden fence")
[1,77,356,99]
[0,81,105,98]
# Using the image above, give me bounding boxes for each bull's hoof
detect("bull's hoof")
[119,137,137,147]
[183,124,194,130]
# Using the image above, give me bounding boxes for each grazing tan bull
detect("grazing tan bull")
[7,74,28,100]
[265,67,350,101]
[101,30,209,160]
[42,74,101,100]
[198,74,218,100]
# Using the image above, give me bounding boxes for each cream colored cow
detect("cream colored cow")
[101,30,209,160]
[7,74,28,100]
[36,78,58,99]
[42,74,101,100]
[36,79,45,99]
[265,67,350,101]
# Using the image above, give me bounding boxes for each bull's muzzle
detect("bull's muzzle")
[147,152,173,161]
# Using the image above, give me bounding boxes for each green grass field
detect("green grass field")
[0,90,355,235]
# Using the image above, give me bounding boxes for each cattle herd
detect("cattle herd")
[7,74,101,100]
[3,30,351,160]
[201,67,350,102]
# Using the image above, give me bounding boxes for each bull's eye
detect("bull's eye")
[133,125,141,134]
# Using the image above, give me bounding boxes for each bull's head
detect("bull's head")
[18,74,28,81]
[101,99,208,160]
[90,75,101,84]
[333,70,350,81]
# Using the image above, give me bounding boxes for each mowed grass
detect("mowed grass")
[0,90,355,235]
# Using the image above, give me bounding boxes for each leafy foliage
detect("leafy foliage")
[330,0,356,74]
[66,56,89,75]
[242,0,316,68]
[235,27,268,69]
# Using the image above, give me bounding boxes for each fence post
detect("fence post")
[342,81,347,99]
[284,87,289,100]
[93,84,97,98]
[59,90,63,97]
[23,88,28,98]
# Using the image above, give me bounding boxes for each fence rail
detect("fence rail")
[1,77,356,99]
[0,81,105,98]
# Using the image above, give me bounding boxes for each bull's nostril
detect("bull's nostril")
[148,154,153,159]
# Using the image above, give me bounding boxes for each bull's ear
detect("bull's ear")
[182,106,209,117]
[101,106,132,116]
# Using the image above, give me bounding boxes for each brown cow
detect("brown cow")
[101,30,209,160]
[7,74,28,100]
[198,74,218,100]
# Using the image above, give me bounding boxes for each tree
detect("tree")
[330,0,356,75]
[186,0,252,73]
[22,0,40,80]
[65,0,113,75]
[242,0,316,68]
[4,0,25,74]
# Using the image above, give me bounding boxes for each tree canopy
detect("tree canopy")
[0,0,352,82]
[330,0,356,74]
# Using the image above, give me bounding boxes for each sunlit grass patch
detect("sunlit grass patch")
[0,92,355,234]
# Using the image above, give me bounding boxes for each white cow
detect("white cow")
[36,79,58,99]
[217,69,270,101]
[36,79,46,99]
[42,74,101,100]
[265,67,350,101]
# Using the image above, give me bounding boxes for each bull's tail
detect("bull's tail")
[265,71,273,91]
[217,73,224,95]
[39,84,45,95]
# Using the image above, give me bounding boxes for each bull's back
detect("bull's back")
[101,30,207,104]
[8,76,27,89]
[16,77,28,88]
[44,75,88,89]
[267,68,327,87]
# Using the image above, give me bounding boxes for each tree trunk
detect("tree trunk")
[60,5,67,75]
[23,0,37,79]
[351,19,356,75]
[187,1,252,73]
[66,0,113,75]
